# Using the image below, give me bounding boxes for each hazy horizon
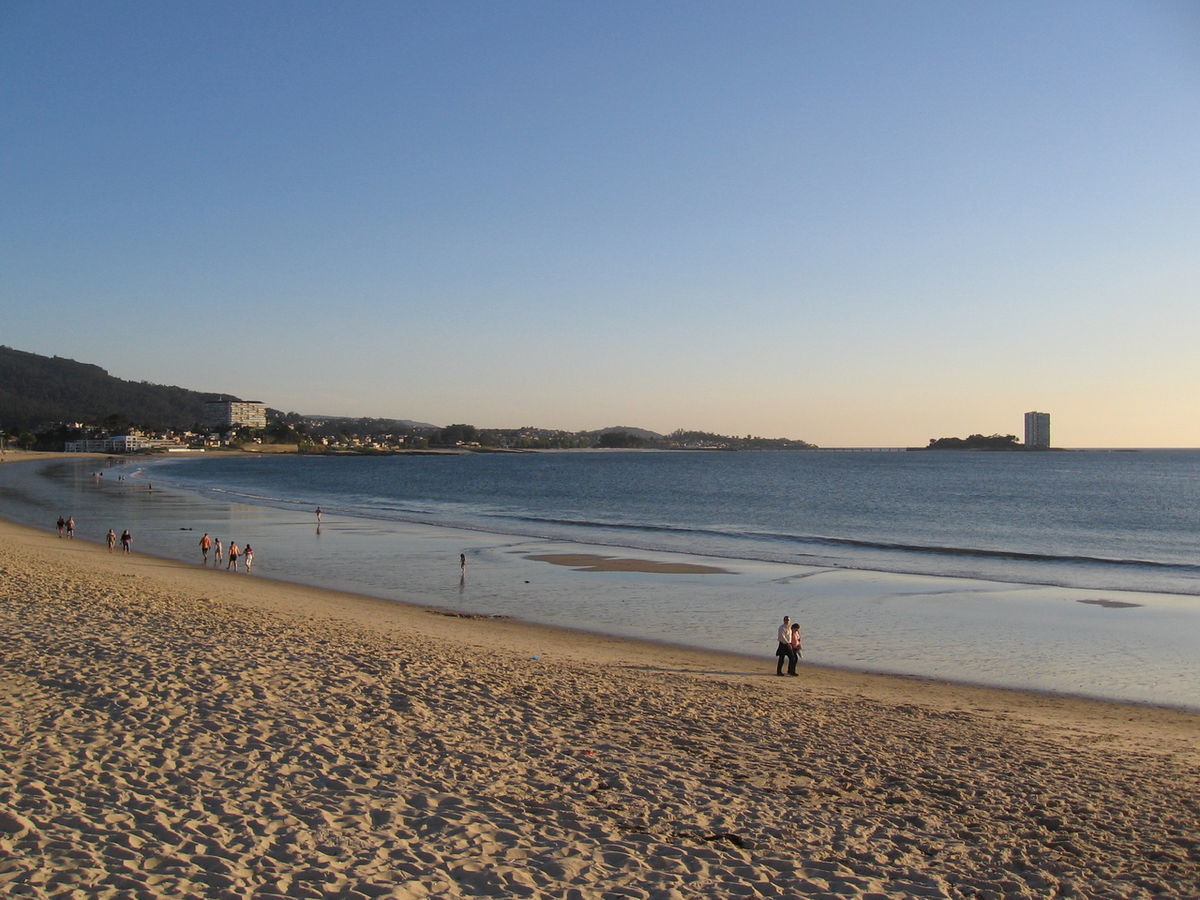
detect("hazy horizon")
[4,3,1198,447]
[12,341,1200,448]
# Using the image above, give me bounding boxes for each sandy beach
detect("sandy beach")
[2,506,1198,898]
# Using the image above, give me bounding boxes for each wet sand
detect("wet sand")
[6,449,1199,710]
[525,552,732,574]
[2,513,1198,898]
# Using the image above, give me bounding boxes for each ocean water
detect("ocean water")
[3,450,1198,709]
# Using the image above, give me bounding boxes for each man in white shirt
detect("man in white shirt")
[775,616,792,676]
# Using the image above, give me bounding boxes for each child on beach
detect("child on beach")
[243,545,253,572]
[213,538,223,565]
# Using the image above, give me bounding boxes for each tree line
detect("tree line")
[925,434,1022,450]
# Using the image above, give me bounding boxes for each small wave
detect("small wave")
[750,531,1200,574]
[502,513,1200,576]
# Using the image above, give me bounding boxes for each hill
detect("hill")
[296,414,439,437]
[0,347,818,451]
[0,346,236,432]
[590,426,664,440]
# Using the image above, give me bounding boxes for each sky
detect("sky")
[3,2,1199,447]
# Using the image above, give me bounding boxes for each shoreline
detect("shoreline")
[3,515,1198,897]
[3,449,1199,711]
[3,513,1198,746]
[6,508,1199,719]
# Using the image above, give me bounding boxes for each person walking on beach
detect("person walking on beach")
[56,516,65,537]
[65,516,75,539]
[106,528,117,552]
[120,529,132,553]
[227,541,240,571]
[199,533,211,564]
[315,507,322,524]
[775,616,792,676]
[243,545,254,572]
[460,552,467,574]
[213,538,223,566]
[787,622,803,676]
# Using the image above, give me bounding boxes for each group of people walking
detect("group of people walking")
[50,515,253,568]
[56,515,131,553]
[198,533,254,572]
[774,615,803,676]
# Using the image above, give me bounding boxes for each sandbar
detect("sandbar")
[525,552,732,575]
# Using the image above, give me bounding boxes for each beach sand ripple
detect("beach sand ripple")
[1,526,1198,899]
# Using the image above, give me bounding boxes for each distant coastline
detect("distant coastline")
[914,445,1064,452]
[919,433,1052,451]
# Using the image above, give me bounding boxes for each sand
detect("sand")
[2,514,1198,899]
[524,553,732,575]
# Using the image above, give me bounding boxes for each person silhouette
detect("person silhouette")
[775,616,791,676]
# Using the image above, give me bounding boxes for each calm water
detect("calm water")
[154,449,1200,594]
[3,450,1198,708]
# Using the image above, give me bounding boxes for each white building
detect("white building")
[206,400,268,429]
[1024,411,1051,449]
[64,434,179,453]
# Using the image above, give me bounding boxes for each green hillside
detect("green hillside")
[0,346,237,431]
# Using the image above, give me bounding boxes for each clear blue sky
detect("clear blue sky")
[3,1,1198,446]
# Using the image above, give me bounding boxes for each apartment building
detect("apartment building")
[205,400,268,429]
[1024,411,1051,449]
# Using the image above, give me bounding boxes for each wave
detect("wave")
[499,513,1200,576]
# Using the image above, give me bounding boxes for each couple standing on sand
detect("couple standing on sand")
[775,615,803,676]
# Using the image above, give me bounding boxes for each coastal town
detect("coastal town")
[45,401,819,455]
[3,347,1050,456]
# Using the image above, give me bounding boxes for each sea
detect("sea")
[2,449,1198,710]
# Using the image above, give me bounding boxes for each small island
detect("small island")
[923,433,1024,450]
